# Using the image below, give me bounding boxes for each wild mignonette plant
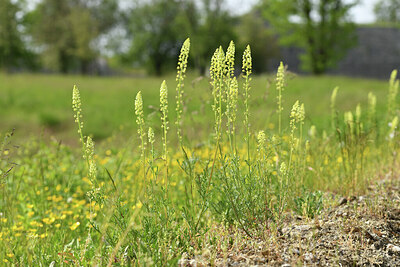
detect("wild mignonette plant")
[160,80,169,183]
[135,91,146,188]
[242,45,252,165]
[58,38,400,265]
[175,38,190,146]
[276,62,285,135]
[388,69,399,121]
[331,86,339,130]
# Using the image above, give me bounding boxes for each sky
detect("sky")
[227,0,379,23]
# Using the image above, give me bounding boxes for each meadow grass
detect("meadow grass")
[0,40,399,265]
[0,70,389,145]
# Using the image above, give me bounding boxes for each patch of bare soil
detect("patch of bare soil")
[179,178,400,266]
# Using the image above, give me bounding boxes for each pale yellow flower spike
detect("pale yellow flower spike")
[176,38,190,144]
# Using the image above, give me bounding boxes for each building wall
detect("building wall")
[270,27,400,79]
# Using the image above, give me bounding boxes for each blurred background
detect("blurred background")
[1,0,398,78]
[0,0,399,144]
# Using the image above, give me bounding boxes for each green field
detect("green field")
[0,72,389,145]
[1,59,399,265]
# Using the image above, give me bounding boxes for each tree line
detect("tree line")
[0,0,395,75]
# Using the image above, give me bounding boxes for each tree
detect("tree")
[374,0,400,24]
[124,0,237,75]
[125,0,197,76]
[28,0,119,74]
[236,11,279,73]
[262,0,357,74]
[190,0,237,75]
[0,0,27,70]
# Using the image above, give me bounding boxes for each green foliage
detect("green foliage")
[125,0,196,76]
[28,0,119,73]
[124,0,236,76]
[294,188,323,218]
[0,0,31,70]
[262,0,357,74]
[190,0,237,75]
[374,0,400,24]
[236,11,279,73]
[1,39,400,265]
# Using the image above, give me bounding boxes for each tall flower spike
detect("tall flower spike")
[72,85,84,140]
[355,104,362,124]
[135,91,146,159]
[225,41,235,80]
[290,100,301,148]
[210,47,225,140]
[388,116,399,139]
[276,62,285,135]
[148,127,155,145]
[290,101,300,127]
[330,87,339,130]
[86,136,96,181]
[299,103,305,125]
[257,130,266,155]
[226,77,238,134]
[344,111,354,135]
[242,45,252,162]
[388,70,399,120]
[175,38,190,144]
[160,80,168,161]
[368,92,376,128]
[280,162,287,177]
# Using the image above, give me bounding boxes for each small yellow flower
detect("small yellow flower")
[12,225,23,231]
[1,218,7,223]
[27,204,34,209]
[6,253,14,258]
[42,217,55,225]
[28,211,35,218]
[105,149,112,156]
[55,224,61,228]
[70,222,80,231]
[132,201,143,210]
[56,185,61,191]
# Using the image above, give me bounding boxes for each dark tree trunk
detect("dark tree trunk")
[59,50,69,74]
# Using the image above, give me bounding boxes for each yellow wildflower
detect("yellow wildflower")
[70,222,80,231]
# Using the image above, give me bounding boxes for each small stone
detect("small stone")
[304,252,314,262]
[387,244,400,253]
[338,197,347,206]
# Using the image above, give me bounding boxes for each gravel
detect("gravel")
[179,178,400,266]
